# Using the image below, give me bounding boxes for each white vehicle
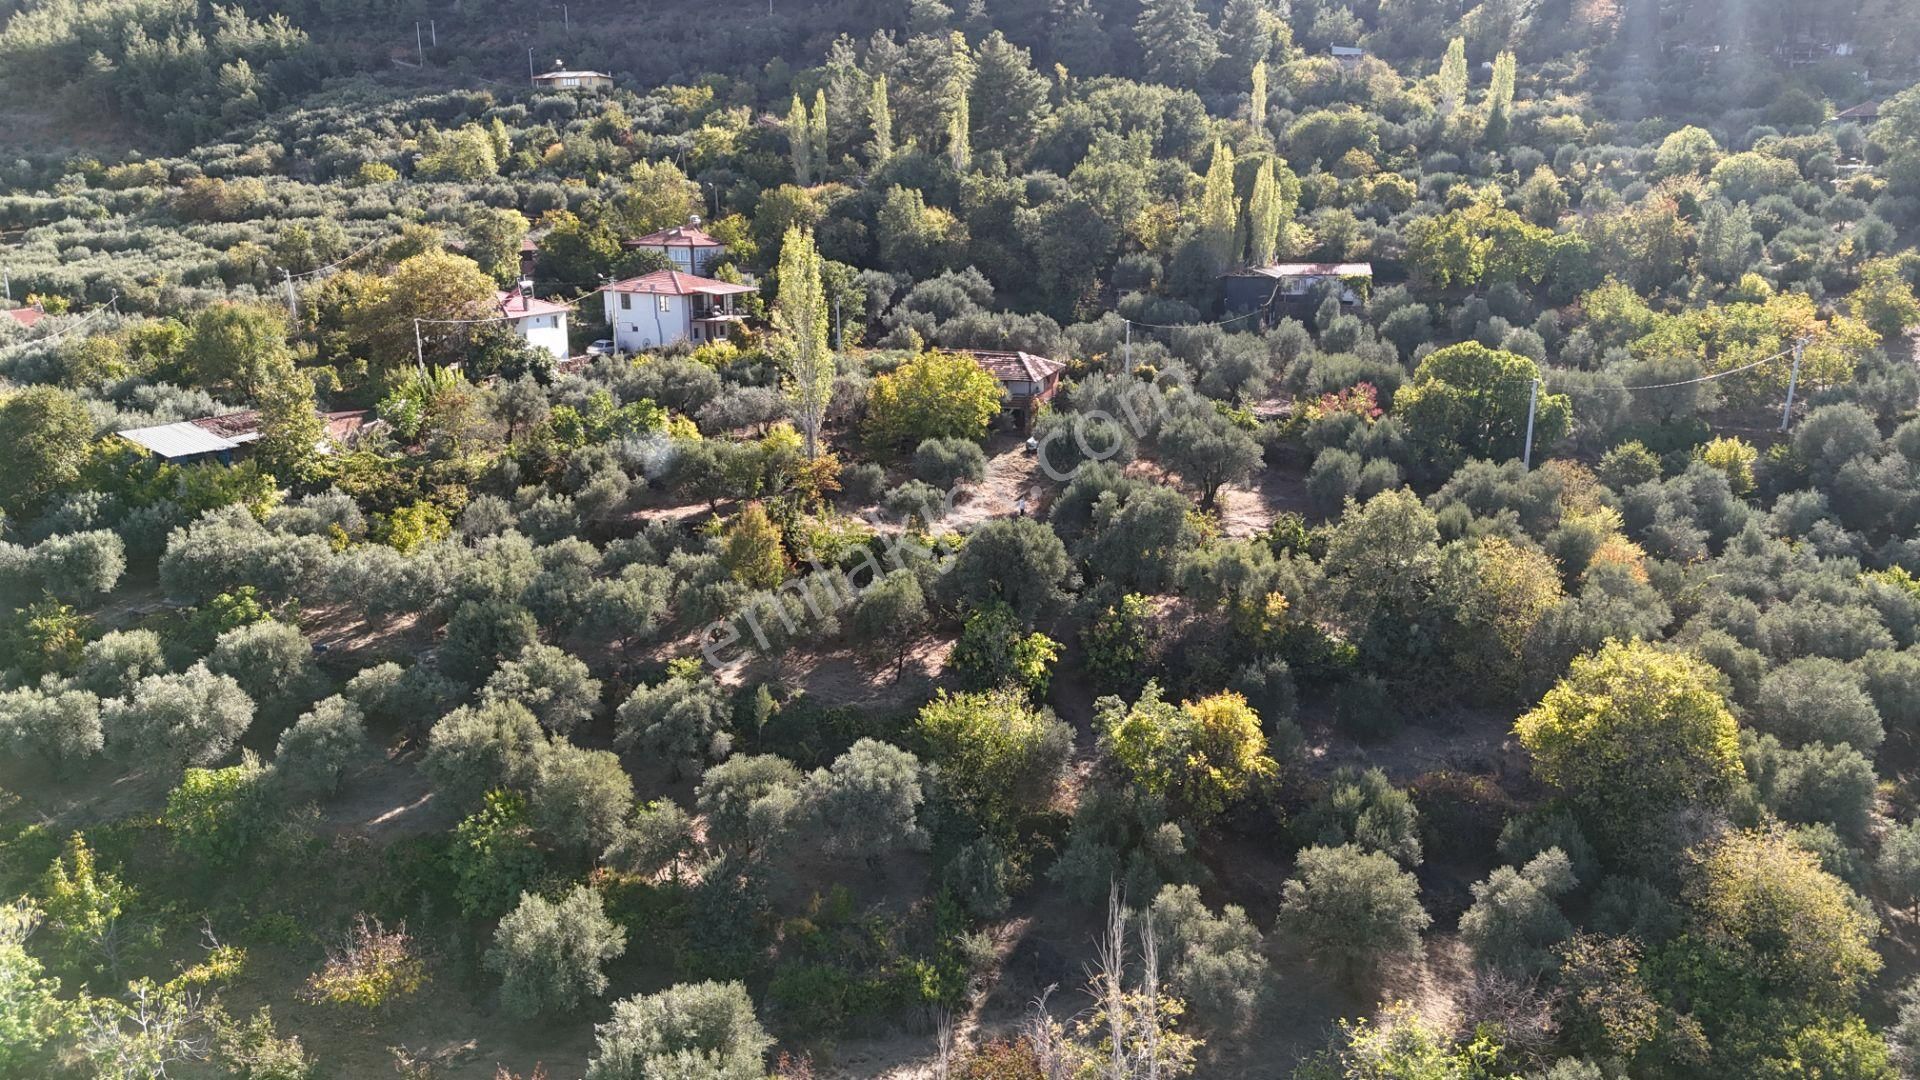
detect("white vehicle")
[586,339,615,356]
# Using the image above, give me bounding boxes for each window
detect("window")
[657,295,672,313]
[620,294,631,310]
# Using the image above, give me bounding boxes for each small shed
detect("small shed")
[1831,100,1881,123]
[118,421,245,465]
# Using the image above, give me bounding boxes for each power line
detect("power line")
[0,294,120,351]
[280,235,385,281]
[1611,344,1800,391]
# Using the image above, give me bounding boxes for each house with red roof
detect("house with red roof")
[2,306,45,330]
[624,216,728,276]
[496,283,571,359]
[601,269,756,352]
[963,349,1066,430]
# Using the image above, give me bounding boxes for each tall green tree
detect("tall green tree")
[1515,641,1743,857]
[868,74,893,162]
[970,31,1050,159]
[1246,157,1292,266]
[809,88,829,174]
[947,66,973,174]
[1485,50,1517,144]
[787,95,812,185]
[1393,341,1569,467]
[1198,141,1240,267]
[1217,0,1288,88]
[1137,0,1221,86]
[0,386,92,517]
[1249,59,1268,129]
[1436,37,1468,117]
[773,227,834,458]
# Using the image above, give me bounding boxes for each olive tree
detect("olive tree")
[103,664,255,774]
[25,530,126,604]
[487,885,627,1019]
[1150,883,1269,1034]
[206,619,322,720]
[0,683,103,768]
[1458,848,1578,973]
[1753,657,1885,753]
[940,517,1071,625]
[73,629,169,698]
[439,598,541,685]
[800,738,928,861]
[1278,844,1430,983]
[274,695,373,801]
[524,741,634,853]
[615,671,734,779]
[1301,767,1423,867]
[421,700,545,810]
[695,754,804,857]
[481,644,602,735]
[585,981,772,1080]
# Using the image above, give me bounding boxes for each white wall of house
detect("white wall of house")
[631,244,717,275]
[604,291,690,352]
[511,312,570,358]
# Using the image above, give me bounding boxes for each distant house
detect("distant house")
[623,218,728,276]
[1831,100,1881,123]
[964,349,1065,431]
[532,64,612,91]
[1222,262,1373,322]
[2,306,44,330]
[495,284,571,359]
[118,409,372,465]
[602,269,756,352]
[1330,45,1366,65]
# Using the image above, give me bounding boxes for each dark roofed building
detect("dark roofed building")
[964,349,1065,430]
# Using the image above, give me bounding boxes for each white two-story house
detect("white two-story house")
[624,218,728,276]
[496,284,571,359]
[601,269,755,352]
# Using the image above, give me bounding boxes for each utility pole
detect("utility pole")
[1521,377,1541,468]
[414,319,427,372]
[528,47,536,81]
[283,269,297,319]
[834,299,843,350]
[429,19,437,46]
[2,269,9,304]
[1780,337,1805,432]
[415,23,424,66]
[563,4,570,30]
[1124,319,1132,369]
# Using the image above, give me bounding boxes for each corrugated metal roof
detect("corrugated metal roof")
[118,422,239,459]
[1231,262,1374,279]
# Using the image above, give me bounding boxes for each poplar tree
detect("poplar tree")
[946,35,974,173]
[787,95,812,184]
[1247,158,1288,267]
[1486,51,1516,145]
[868,74,893,162]
[1198,141,1240,267]
[1250,60,1268,130]
[1437,38,1468,118]
[774,227,834,458]
[809,89,829,174]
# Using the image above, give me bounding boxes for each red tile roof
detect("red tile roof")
[605,269,756,298]
[626,224,725,249]
[964,349,1066,384]
[495,289,571,319]
[2,307,44,329]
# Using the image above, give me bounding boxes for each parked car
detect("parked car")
[587,339,615,356]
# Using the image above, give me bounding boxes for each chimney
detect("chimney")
[687,213,702,228]
[517,278,536,300]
